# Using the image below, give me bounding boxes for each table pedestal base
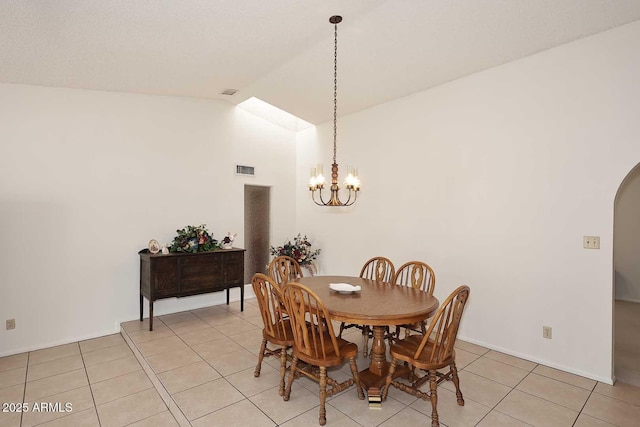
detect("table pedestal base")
[358,367,388,391]
[358,365,410,393]
[357,326,410,403]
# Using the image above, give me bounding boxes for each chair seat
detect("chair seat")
[263,319,295,346]
[293,338,358,367]
[389,335,454,371]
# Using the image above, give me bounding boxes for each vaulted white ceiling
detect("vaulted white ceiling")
[2,1,640,125]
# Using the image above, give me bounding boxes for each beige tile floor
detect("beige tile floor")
[2,298,640,426]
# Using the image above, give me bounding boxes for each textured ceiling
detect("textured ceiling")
[2,1,640,125]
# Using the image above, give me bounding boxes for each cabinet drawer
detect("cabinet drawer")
[180,256,223,278]
[179,256,224,292]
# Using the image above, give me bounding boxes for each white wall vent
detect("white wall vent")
[236,165,255,176]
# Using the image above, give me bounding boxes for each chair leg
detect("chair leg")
[349,357,365,400]
[386,326,395,347]
[429,370,439,427]
[254,338,267,377]
[381,358,397,401]
[407,363,417,382]
[362,326,370,357]
[278,346,287,396]
[338,322,346,338]
[283,355,298,401]
[451,362,464,406]
[319,367,327,426]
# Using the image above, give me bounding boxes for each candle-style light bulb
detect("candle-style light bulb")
[316,164,325,187]
[344,165,355,188]
[308,167,318,190]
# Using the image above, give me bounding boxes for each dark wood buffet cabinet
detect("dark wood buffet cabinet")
[139,248,245,330]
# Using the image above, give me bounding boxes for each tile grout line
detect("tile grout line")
[20,352,29,427]
[571,382,621,427]
[187,364,279,425]
[464,355,606,426]
[23,343,88,427]
[78,342,102,427]
[180,306,278,425]
[184,304,295,426]
[462,358,538,426]
[513,371,596,412]
[460,355,603,413]
[154,304,262,423]
[81,340,156,408]
[120,325,191,427]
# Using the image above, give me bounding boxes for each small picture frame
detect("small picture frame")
[148,239,160,254]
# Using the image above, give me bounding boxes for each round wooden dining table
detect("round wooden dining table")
[296,275,439,394]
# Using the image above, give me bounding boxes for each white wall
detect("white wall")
[615,165,640,302]
[0,84,298,356]
[297,21,640,383]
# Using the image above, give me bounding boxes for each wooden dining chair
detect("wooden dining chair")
[381,285,470,427]
[393,261,436,340]
[339,256,395,356]
[251,273,295,396]
[359,256,395,282]
[268,255,304,286]
[282,282,364,426]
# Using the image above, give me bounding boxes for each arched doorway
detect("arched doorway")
[613,162,640,386]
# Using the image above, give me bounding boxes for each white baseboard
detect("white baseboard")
[0,327,120,359]
[458,334,614,385]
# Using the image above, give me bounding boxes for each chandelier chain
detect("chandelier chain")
[308,15,359,207]
[333,19,338,165]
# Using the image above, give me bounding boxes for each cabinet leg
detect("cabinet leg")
[140,295,143,322]
[226,288,230,305]
[149,300,154,331]
[241,285,244,311]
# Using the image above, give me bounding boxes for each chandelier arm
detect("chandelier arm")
[343,189,358,207]
[344,188,356,206]
[342,188,352,206]
[312,186,360,207]
[311,191,320,206]
[320,188,330,205]
[314,188,329,206]
[311,189,321,206]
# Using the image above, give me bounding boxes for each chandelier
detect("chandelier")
[308,15,360,207]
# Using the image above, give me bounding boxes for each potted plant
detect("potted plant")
[270,234,321,275]
[169,224,219,253]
